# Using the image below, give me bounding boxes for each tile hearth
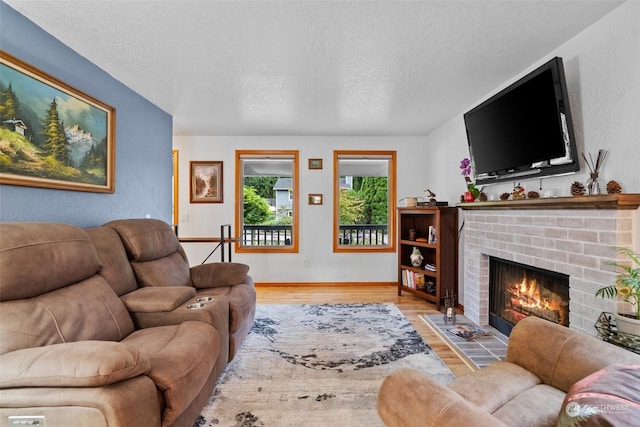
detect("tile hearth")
[421,314,507,370]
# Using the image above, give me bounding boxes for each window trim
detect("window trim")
[332,150,396,253]
[235,150,299,253]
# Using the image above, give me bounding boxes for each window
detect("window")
[235,150,299,253]
[333,150,396,252]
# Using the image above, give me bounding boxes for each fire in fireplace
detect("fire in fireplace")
[489,257,569,336]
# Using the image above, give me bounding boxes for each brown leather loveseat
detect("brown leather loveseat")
[0,219,255,427]
[377,316,640,427]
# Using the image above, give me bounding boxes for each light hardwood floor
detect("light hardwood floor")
[255,283,473,378]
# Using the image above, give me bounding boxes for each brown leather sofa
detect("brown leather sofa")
[377,316,640,427]
[0,220,256,427]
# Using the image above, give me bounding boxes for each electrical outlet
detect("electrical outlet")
[303,259,311,268]
[145,214,151,219]
[8,416,45,426]
[180,213,190,223]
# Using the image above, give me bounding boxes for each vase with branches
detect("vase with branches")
[582,149,608,195]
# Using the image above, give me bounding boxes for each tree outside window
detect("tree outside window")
[333,151,396,252]
[236,151,299,253]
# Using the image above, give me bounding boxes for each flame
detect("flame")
[508,274,554,311]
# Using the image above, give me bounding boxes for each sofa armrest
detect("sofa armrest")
[506,316,640,392]
[0,341,150,388]
[121,286,196,312]
[190,262,249,288]
[377,368,508,427]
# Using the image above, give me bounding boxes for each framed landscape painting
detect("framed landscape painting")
[0,51,115,193]
[190,161,223,203]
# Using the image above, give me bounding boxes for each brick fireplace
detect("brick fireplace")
[460,195,640,335]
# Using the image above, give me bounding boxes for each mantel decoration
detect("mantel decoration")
[0,50,115,193]
[582,149,608,195]
[459,158,480,202]
[595,247,640,336]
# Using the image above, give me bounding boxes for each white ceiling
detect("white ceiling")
[4,0,624,137]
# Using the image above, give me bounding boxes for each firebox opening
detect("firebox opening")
[489,257,569,336]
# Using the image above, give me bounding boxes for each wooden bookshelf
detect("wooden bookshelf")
[397,207,458,310]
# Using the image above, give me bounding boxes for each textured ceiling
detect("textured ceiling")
[4,0,624,136]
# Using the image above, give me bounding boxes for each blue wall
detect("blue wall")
[0,2,173,227]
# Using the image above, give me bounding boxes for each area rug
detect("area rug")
[196,303,456,427]
[420,314,508,370]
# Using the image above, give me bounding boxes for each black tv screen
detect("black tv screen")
[464,57,579,184]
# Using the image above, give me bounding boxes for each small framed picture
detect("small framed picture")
[308,194,323,205]
[190,161,223,203]
[308,158,323,170]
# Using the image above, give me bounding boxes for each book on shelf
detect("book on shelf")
[401,270,426,290]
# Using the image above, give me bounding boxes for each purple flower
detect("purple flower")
[459,158,472,177]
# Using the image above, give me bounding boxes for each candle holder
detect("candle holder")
[443,290,456,325]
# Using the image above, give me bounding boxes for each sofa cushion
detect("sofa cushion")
[449,360,541,413]
[106,219,182,262]
[0,222,101,301]
[85,226,139,296]
[0,276,135,355]
[0,341,150,388]
[121,286,196,312]
[122,321,220,426]
[557,364,640,427]
[493,384,565,427]
[130,251,192,287]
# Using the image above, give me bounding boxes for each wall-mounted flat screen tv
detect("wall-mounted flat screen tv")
[464,57,579,185]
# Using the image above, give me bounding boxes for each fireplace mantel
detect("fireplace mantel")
[458,194,640,210]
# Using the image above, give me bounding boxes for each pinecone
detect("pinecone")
[527,191,540,199]
[479,192,488,202]
[571,181,586,196]
[606,180,622,194]
[500,192,510,200]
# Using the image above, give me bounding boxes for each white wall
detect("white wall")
[426,1,639,204]
[172,136,430,283]
[424,1,640,306]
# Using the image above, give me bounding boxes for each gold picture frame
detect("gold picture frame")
[308,158,323,170]
[0,50,115,193]
[190,161,223,203]
[172,149,179,226]
[308,193,323,205]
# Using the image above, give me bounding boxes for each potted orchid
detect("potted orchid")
[595,247,640,336]
[459,158,480,202]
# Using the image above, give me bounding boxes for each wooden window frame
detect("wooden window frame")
[333,150,396,253]
[235,150,299,253]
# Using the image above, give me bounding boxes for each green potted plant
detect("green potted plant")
[595,247,640,336]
